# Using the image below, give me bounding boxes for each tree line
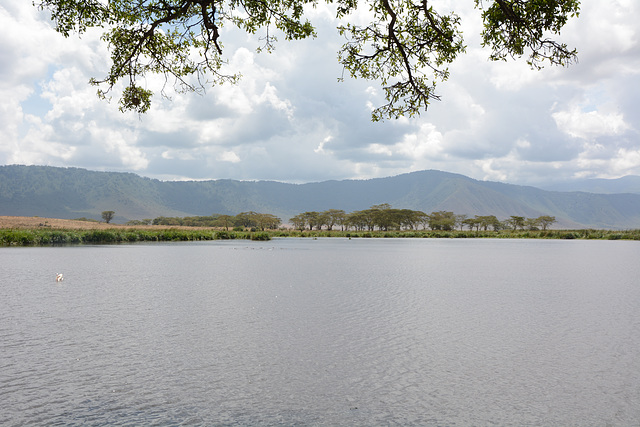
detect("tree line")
[129,204,556,232]
[128,211,282,231]
[289,204,556,232]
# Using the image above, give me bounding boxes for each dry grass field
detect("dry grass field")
[0,216,212,231]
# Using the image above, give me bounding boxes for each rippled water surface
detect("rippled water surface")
[2,238,640,425]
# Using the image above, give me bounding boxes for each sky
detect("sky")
[1,0,639,186]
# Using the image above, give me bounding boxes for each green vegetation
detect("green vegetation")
[276,229,640,240]
[101,210,115,223]
[289,206,559,232]
[152,211,281,230]
[0,228,272,246]
[142,207,555,233]
[74,217,101,222]
[3,226,640,246]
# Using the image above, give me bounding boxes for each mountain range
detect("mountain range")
[540,175,640,194]
[1,164,640,229]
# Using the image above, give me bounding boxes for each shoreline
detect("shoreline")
[1,216,639,246]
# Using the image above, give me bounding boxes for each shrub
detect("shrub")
[216,231,237,240]
[251,232,271,241]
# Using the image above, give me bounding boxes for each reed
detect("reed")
[0,227,270,246]
[3,227,640,246]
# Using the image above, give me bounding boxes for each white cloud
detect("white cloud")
[1,0,640,186]
[612,148,640,174]
[315,136,333,154]
[256,83,294,119]
[553,108,629,140]
[367,143,393,156]
[397,123,445,159]
[475,158,509,182]
[88,122,148,170]
[217,150,241,163]
[161,150,195,161]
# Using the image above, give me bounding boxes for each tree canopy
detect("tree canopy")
[288,207,555,231]
[101,210,116,223]
[37,0,580,119]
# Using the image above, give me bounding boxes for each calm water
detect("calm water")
[1,238,640,426]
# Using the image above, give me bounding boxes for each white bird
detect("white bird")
[56,273,64,282]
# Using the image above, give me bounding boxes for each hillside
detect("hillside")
[541,175,640,194]
[2,165,640,229]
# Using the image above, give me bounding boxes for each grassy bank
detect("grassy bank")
[274,229,640,240]
[2,225,640,246]
[0,228,271,246]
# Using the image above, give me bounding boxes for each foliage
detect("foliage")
[250,232,272,241]
[427,210,456,230]
[125,219,153,225]
[37,0,579,119]
[101,210,116,223]
[4,225,640,246]
[289,213,307,231]
[337,0,465,120]
[537,215,556,230]
[153,211,281,229]
[0,227,270,245]
[462,215,502,231]
[475,0,580,69]
[505,215,526,230]
[215,230,234,239]
[74,217,101,222]
[288,205,558,234]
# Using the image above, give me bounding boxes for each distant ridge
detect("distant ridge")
[2,165,640,229]
[541,175,640,195]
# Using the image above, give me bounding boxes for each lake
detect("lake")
[1,238,640,425]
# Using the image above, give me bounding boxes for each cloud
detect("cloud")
[217,150,241,163]
[1,0,639,187]
[553,108,629,140]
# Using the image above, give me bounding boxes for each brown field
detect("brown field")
[0,216,216,231]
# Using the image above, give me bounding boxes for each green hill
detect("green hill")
[2,165,640,229]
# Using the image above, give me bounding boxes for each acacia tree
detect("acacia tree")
[427,211,456,231]
[537,215,556,230]
[455,214,468,230]
[301,211,322,230]
[525,217,540,230]
[344,210,368,231]
[289,214,307,231]
[215,214,234,230]
[37,0,579,119]
[476,215,501,231]
[463,217,479,231]
[323,209,346,231]
[400,209,425,230]
[101,210,115,223]
[505,215,526,230]
[234,211,258,228]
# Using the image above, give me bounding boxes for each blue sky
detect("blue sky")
[1,0,639,185]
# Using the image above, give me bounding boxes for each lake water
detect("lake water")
[1,238,640,426]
